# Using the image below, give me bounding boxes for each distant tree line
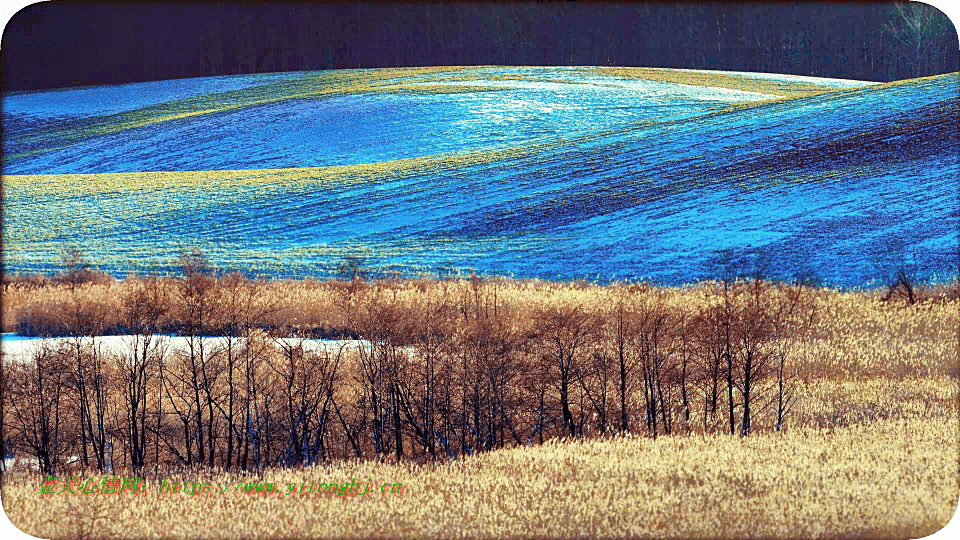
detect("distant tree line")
[0,250,831,476]
[3,2,956,91]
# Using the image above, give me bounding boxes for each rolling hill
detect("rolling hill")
[2,67,957,286]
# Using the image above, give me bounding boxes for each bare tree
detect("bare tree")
[395,292,457,458]
[62,338,110,472]
[458,306,523,453]
[238,329,275,469]
[889,1,952,73]
[770,282,816,431]
[268,331,344,467]
[352,287,409,459]
[175,251,220,467]
[119,275,168,471]
[633,289,676,439]
[736,278,774,437]
[8,344,69,475]
[57,276,110,471]
[212,273,275,470]
[691,304,727,432]
[609,291,638,433]
[0,348,6,473]
[533,305,596,438]
[873,233,930,305]
[58,247,104,290]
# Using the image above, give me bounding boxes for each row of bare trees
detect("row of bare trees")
[2,259,816,475]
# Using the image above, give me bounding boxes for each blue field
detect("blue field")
[2,67,957,286]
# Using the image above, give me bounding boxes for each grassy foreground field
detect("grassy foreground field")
[1,275,958,539]
[3,411,957,539]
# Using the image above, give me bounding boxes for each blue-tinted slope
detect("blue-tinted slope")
[1,70,956,286]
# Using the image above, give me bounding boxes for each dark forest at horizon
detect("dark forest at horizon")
[2,1,958,92]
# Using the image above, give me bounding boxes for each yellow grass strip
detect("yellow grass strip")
[4,411,956,539]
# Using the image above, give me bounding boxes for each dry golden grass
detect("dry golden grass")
[3,277,957,538]
[4,277,958,379]
[4,406,956,539]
